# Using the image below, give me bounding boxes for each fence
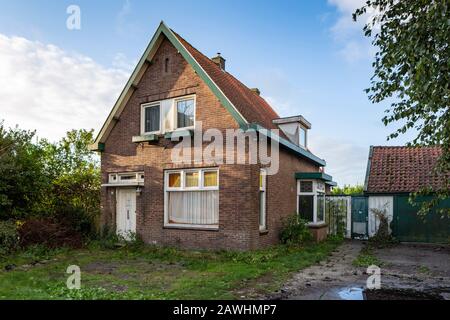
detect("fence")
[325,196,351,238]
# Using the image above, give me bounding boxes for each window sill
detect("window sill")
[164,129,194,140]
[132,134,159,143]
[307,222,327,229]
[163,224,219,231]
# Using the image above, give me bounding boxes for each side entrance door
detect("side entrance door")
[351,196,368,239]
[116,188,136,240]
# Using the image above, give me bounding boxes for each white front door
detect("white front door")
[116,188,136,239]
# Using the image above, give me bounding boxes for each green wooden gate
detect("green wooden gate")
[351,196,368,239]
[392,196,450,243]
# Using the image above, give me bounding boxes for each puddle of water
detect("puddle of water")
[337,287,364,300]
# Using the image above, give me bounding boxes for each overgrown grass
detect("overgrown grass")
[352,245,382,268]
[0,238,342,300]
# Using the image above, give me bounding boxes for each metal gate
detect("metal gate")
[325,196,351,238]
[351,197,368,239]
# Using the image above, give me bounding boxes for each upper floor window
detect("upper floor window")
[142,103,160,134]
[176,98,195,129]
[299,127,307,148]
[140,95,195,135]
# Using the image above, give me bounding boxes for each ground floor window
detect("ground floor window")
[259,169,267,231]
[297,180,325,224]
[298,195,314,222]
[165,168,219,228]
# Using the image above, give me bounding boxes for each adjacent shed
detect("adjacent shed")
[364,146,449,243]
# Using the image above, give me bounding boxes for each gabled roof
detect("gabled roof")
[173,31,280,131]
[364,146,446,194]
[91,22,326,167]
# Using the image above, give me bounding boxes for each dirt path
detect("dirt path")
[373,244,450,299]
[268,240,450,300]
[269,240,367,300]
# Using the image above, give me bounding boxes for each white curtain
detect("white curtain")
[168,191,219,225]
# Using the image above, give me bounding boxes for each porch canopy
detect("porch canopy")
[295,172,337,186]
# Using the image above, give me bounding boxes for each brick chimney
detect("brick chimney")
[251,88,261,96]
[211,53,226,70]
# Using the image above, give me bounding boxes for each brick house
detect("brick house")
[91,22,336,250]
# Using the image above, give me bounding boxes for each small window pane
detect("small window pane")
[300,181,313,193]
[259,191,266,229]
[203,171,218,187]
[177,99,195,128]
[145,105,160,132]
[317,194,325,222]
[185,172,199,188]
[299,195,314,222]
[260,172,265,190]
[299,127,306,147]
[168,173,181,188]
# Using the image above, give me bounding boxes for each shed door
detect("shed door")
[351,197,368,239]
[116,189,136,240]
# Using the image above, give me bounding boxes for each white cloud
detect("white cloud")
[309,134,369,186]
[328,0,376,62]
[0,34,130,141]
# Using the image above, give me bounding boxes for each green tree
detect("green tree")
[0,122,48,219]
[40,129,101,234]
[331,184,364,196]
[354,0,450,215]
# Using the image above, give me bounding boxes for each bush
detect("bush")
[54,205,97,239]
[0,220,19,255]
[18,218,82,249]
[279,214,312,245]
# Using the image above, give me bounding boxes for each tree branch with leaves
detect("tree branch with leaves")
[354,0,450,215]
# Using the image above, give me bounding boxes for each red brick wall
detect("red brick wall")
[100,37,321,250]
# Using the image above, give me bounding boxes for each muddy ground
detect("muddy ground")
[267,240,450,300]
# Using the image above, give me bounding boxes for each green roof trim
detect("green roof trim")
[363,146,374,192]
[295,172,333,181]
[164,129,194,140]
[132,134,159,143]
[244,123,326,167]
[91,21,248,152]
[325,180,338,187]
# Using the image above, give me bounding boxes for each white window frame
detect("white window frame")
[141,102,161,135]
[174,95,196,131]
[259,169,267,232]
[297,180,325,225]
[140,95,196,136]
[299,125,308,149]
[164,168,219,229]
[106,172,144,186]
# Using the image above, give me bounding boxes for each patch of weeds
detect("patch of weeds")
[46,284,146,300]
[418,265,431,274]
[353,246,382,268]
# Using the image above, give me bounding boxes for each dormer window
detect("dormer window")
[272,115,311,148]
[299,126,307,148]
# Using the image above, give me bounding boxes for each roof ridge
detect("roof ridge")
[171,29,280,121]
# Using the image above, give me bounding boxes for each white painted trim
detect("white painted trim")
[173,94,196,131]
[164,168,220,228]
[141,102,162,135]
[259,169,267,231]
[297,179,325,224]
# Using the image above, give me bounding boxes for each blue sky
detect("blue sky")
[0,0,415,185]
